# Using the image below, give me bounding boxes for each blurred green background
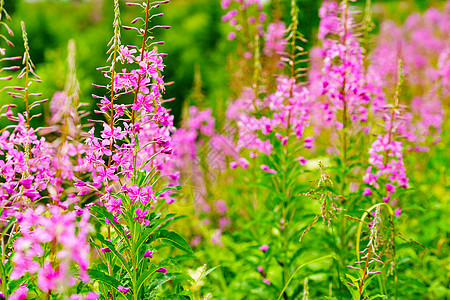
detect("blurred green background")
[0,0,446,126]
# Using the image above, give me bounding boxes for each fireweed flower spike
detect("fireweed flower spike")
[216,0,318,296]
[0,20,94,298]
[363,61,409,211]
[313,0,373,156]
[81,0,194,299]
[0,23,55,212]
[370,8,447,150]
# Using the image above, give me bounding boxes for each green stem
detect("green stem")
[131,0,152,182]
[0,259,6,297]
[340,0,349,194]
[277,254,335,300]
[281,155,289,299]
[331,225,343,300]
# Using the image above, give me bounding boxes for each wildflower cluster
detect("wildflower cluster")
[11,206,92,297]
[0,0,197,299]
[370,4,449,149]
[0,0,447,299]
[164,0,448,298]
[316,0,370,129]
[0,21,94,299]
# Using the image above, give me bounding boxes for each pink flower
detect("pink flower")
[298,156,307,165]
[38,263,59,293]
[257,266,263,273]
[263,278,271,285]
[362,188,372,196]
[84,292,99,300]
[156,267,168,273]
[118,285,130,294]
[260,165,277,174]
[395,207,402,217]
[211,229,223,247]
[19,176,34,188]
[94,166,119,185]
[222,9,238,22]
[239,158,249,169]
[259,244,269,252]
[264,22,287,58]
[24,189,40,201]
[221,0,231,9]
[215,200,227,215]
[304,137,313,149]
[69,292,99,300]
[227,32,236,41]
[69,292,98,300]
[9,285,28,300]
[101,247,111,253]
[218,217,231,228]
[386,183,396,193]
[133,208,150,226]
[119,45,137,63]
[100,123,126,140]
[144,250,153,258]
[244,51,252,59]
[259,13,266,23]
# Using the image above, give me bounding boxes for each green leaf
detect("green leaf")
[76,280,86,294]
[276,254,334,300]
[345,273,359,286]
[90,206,131,248]
[155,230,194,254]
[348,286,361,300]
[95,233,132,275]
[156,186,182,196]
[197,266,220,283]
[88,269,121,290]
[148,272,182,291]
[361,275,377,293]
[134,214,171,253]
[135,266,158,296]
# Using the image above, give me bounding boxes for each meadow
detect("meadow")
[0,0,448,299]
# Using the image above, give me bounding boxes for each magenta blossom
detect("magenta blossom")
[259,244,269,252]
[9,285,28,300]
[144,250,153,258]
[156,267,168,273]
[101,247,111,253]
[37,263,60,293]
[260,165,277,174]
[362,188,372,196]
[133,208,150,226]
[298,156,308,166]
[118,285,130,294]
